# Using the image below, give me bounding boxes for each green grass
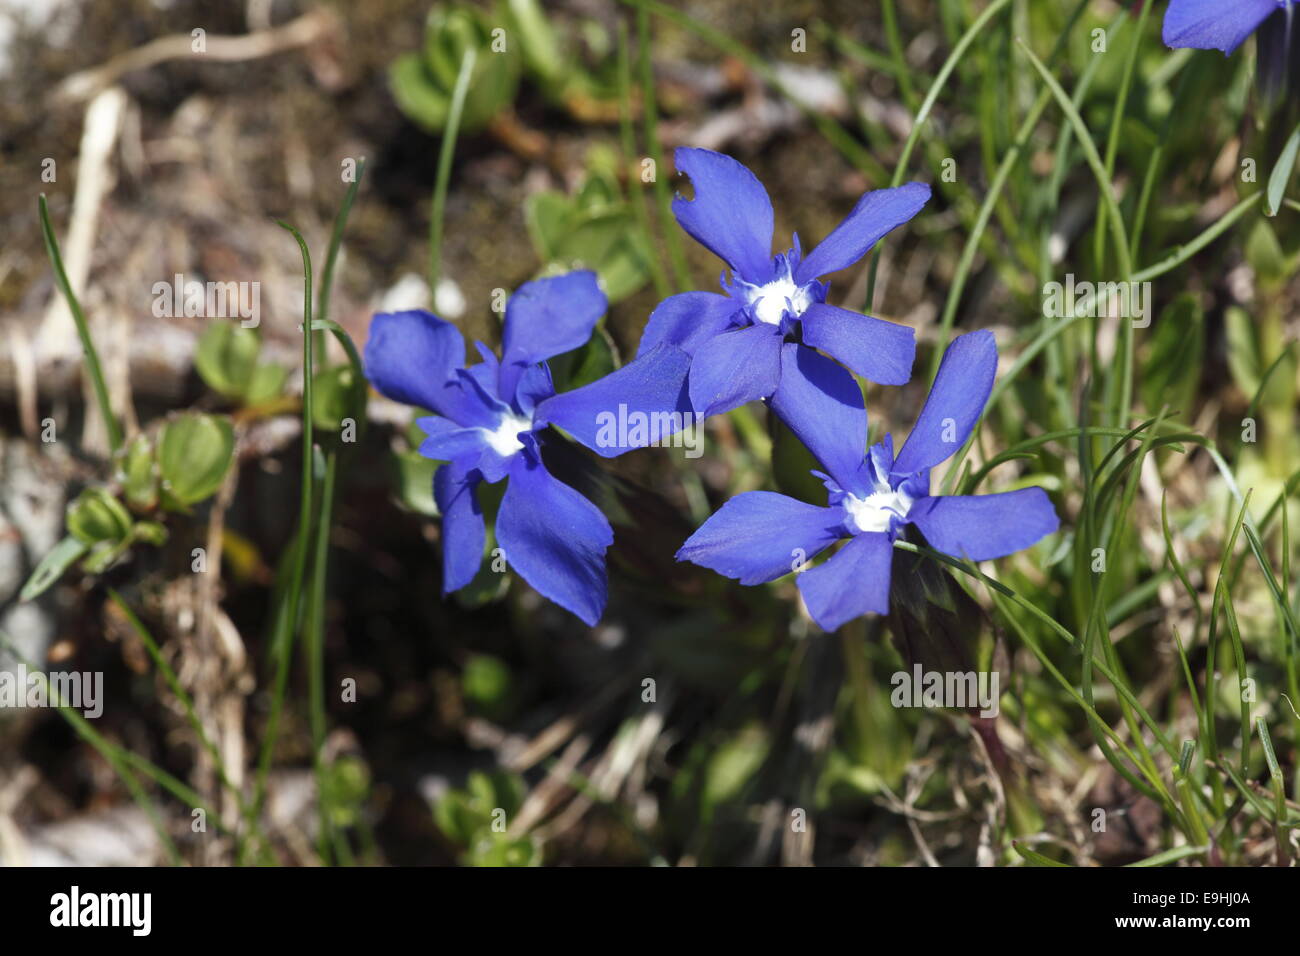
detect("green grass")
[610,0,1299,866]
[13,1,1299,867]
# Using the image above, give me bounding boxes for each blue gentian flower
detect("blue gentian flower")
[364,271,615,625]
[675,331,1059,632]
[1163,0,1292,57]
[541,148,930,455]
[1164,1,1300,100]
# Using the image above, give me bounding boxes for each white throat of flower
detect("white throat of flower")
[747,275,813,326]
[842,482,913,534]
[483,410,533,457]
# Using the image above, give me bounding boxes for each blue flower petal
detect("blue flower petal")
[637,291,741,358]
[364,309,470,418]
[433,463,485,594]
[893,329,997,475]
[500,271,607,399]
[536,344,694,458]
[473,340,499,371]
[1162,0,1276,54]
[767,343,867,493]
[909,488,1059,561]
[794,182,930,283]
[512,362,556,416]
[672,147,775,282]
[495,453,614,626]
[676,491,844,585]
[452,365,514,429]
[796,531,893,630]
[486,436,533,483]
[800,302,916,386]
[687,322,784,417]
[416,397,521,482]
[417,416,489,462]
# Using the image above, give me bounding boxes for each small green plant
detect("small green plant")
[433,770,539,866]
[195,322,288,407]
[390,0,622,136]
[389,2,522,134]
[21,412,234,600]
[525,149,653,302]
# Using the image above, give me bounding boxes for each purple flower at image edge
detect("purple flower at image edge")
[542,147,931,456]
[363,271,614,626]
[1163,0,1300,99]
[1163,0,1291,55]
[675,330,1060,632]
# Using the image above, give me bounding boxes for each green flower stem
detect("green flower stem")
[315,156,366,360]
[305,450,337,862]
[38,194,124,454]
[247,222,316,854]
[429,49,476,297]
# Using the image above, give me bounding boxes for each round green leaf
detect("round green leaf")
[389,53,454,131]
[195,322,260,400]
[545,208,651,302]
[158,413,235,507]
[119,434,158,510]
[394,449,440,517]
[462,653,516,720]
[245,362,289,405]
[311,365,360,431]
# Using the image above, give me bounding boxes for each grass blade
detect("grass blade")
[247,221,316,853]
[37,194,124,454]
[429,49,476,296]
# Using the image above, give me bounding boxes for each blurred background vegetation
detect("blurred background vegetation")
[0,0,1296,866]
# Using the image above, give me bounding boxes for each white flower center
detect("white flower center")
[842,484,913,534]
[482,410,533,457]
[748,276,811,325]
